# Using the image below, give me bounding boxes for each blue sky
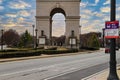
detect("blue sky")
[80,0,120,34]
[0,0,120,36]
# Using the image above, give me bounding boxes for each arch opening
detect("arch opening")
[52,13,65,37]
[50,8,66,46]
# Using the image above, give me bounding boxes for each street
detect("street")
[0,50,120,80]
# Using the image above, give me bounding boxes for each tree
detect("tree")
[3,29,20,47]
[19,30,33,48]
[88,34,100,49]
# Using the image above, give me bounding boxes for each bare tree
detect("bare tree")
[3,29,20,47]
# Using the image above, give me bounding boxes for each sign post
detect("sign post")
[107,0,119,80]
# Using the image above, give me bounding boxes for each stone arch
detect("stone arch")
[50,8,66,17]
[36,0,81,48]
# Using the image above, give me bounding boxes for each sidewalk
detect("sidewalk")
[82,67,120,80]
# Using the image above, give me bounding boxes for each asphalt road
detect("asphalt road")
[0,50,120,80]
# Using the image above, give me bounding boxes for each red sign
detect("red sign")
[105,21,119,39]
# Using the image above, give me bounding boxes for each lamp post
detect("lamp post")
[35,29,38,49]
[1,29,4,51]
[79,25,82,49]
[107,0,119,80]
[32,25,35,48]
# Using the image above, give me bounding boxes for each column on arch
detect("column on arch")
[65,16,80,47]
[36,16,51,45]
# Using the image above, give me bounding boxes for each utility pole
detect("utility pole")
[102,28,105,47]
[107,0,119,80]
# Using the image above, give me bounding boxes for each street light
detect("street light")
[79,25,82,49]
[107,0,119,80]
[1,29,4,51]
[32,25,35,48]
[35,29,38,49]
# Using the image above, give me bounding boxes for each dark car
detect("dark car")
[105,46,119,53]
[105,47,110,53]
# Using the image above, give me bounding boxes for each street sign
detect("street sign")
[105,21,119,38]
[39,37,46,45]
[105,21,119,29]
[69,38,76,45]
[105,29,119,38]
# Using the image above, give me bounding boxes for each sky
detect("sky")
[0,0,120,37]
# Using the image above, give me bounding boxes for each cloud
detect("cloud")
[0,0,3,4]
[81,19,103,34]
[3,22,17,28]
[0,6,4,10]
[18,10,31,17]
[100,6,110,13]
[94,12,104,18]
[83,9,92,14]
[88,0,100,6]
[81,14,91,19]
[9,0,31,9]
[95,0,99,5]
[52,25,65,37]
[52,13,65,37]
[80,2,88,7]
[117,6,120,11]
[103,0,110,5]
[17,17,25,22]
[80,9,93,20]
[116,7,120,20]
[6,13,17,18]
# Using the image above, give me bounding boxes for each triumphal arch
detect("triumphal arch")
[36,0,81,47]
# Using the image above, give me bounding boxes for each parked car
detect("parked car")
[105,46,119,53]
[105,47,110,53]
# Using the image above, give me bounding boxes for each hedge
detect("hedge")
[0,50,41,58]
[80,47,99,50]
[42,49,79,55]
[0,49,79,59]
